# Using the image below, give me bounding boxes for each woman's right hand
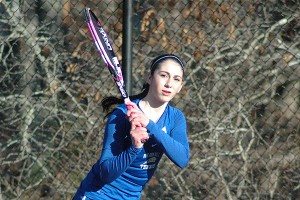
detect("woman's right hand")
[126,102,150,128]
[130,126,149,148]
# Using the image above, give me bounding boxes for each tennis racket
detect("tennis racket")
[84,7,148,143]
[84,7,131,106]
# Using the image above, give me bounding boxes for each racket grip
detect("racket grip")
[126,104,134,110]
[125,98,134,110]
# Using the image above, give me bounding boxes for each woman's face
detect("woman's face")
[147,59,183,104]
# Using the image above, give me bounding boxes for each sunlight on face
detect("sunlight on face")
[148,59,183,103]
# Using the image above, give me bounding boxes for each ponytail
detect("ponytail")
[101,96,124,113]
[128,83,149,101]
[101,83,150,116]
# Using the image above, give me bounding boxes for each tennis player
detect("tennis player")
[73,54,190,199]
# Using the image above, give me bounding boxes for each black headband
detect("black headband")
[151,54,184,71]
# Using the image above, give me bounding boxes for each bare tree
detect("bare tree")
[0,1,112,199]
[1,0,299,199]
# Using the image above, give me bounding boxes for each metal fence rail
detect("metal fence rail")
[0,0,299,199]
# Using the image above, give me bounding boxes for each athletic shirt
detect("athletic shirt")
[73,99,189,200]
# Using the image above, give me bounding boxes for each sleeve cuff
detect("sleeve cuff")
[146,120,157,137]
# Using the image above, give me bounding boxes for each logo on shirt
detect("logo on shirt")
[162,126,167,133]
[140,152,160,170]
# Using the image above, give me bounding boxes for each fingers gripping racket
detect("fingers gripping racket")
[84,8,132,108]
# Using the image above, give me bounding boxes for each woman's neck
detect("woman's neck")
[139,97,167,123]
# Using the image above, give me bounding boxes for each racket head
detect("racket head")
[84,8,129,100]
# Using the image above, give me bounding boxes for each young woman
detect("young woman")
[73,54,190,199]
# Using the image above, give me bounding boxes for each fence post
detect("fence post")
[122,0,133,95]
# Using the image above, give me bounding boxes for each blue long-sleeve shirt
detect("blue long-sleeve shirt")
[73,99,189,199]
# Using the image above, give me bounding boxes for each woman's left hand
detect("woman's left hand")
[130,126,149,148]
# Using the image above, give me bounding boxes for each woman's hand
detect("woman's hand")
[126,101,150,128]
[130,126,149,148]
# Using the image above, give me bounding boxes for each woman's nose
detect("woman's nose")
[165,79,172,88]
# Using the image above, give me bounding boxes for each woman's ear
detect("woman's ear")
[147,74,152,85]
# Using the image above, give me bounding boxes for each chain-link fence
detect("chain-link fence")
[1,0,300,199]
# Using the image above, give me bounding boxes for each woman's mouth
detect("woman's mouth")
[162,90,171,95]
